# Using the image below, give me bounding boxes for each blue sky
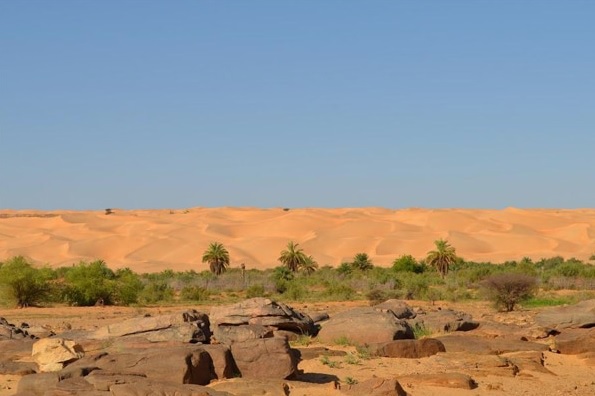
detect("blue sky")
[1,1,594,210]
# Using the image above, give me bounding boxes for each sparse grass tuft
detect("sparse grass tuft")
[320,355,342,368]
[290,334,314,347]
[412,323,432,339]
[344,353,361,365]
[344,377,358,385]
[334,336,354,346]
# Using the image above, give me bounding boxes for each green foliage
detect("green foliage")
[482,273,537,312]
[290,334,313,347]
[278,241,313,273]
[366,288,386,304]
[523,295,573,308]
[344,353,361,365]
[283,282,307,300]
[320,355,342,368]
[0,256,51,307]
[351,253,373,271]
[426,239,458,278]
[180,285,210,301]
[336,262,353,276]
[139,280,174,304]
[412,323,432,339]
[202,242,230,275]
[334,335,354,346]
[324,283,356,300]
[392,255,424,273]
[246,284,266,298]
[62,260,116,306]
[114,268,144,305]
[398,273,432,300]
[344,377,358,385]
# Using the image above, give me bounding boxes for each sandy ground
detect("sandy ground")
[1,301,594,395]
[1,207,595,272]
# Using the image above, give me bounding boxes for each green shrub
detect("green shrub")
[114,268,143,305]
[0,256,51,307]
[392,255,424,274]
[139,281,174,304]
[180,285,210,301]
[412,323,432,339]
[366,288,386,304]
[62,260,117,306]
[246,284,266,298]
[324,283,356,300]
[284,282,307,300]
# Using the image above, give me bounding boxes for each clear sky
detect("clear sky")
[1,1,594,210]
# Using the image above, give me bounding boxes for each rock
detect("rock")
[553,328,595,354]
[109,381,231,396]
[230,337,300,380]
[426,352,519,377]
[373,300,417,319]
[501,351,553,375]
[535,299,595,330]
[210,298,317,343]
[91,310,210,343]
[213,324,273,345]
[0,317,35,340]
[17,372,59,395]
[409,309,479,333]
[0,339,36,375]
[32,338,84,372]
[342,377,407,396]
[309,312,330,323]
[436,334,548,354]
[398,372,477,389]
[199,344,240,380]
[368,338,446,358]
[208,378,290,396]
[92,346,216,385]
[317,307,414,345]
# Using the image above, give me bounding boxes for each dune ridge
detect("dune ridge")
[1,207,594,272]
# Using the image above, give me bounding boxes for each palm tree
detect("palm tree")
[301,255,319,275]
[426,239,457,278]
[352,252,373,271]
[202,242,230,276]
[278,241,308,272]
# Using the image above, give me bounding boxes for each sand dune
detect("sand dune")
[1,207,595,272]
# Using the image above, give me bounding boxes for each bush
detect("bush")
[0,256,51,307]
[482,273,537,312]
[180,285,210,301]
[114,268,144,305]
[392,255,424,274]
[62,260,116,306]
[366,288,386,305]
[246,284,266,298]
[139,281,174,304]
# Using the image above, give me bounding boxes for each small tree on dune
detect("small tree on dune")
[278,241,308,272]
[202,242,230,276]
[426,239,458,278]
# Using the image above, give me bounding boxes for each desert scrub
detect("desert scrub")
[334,336,355,346]
[246,284,266,298]
[344,353,361,365]
[344,377,358,385]
[482,273,537,312]
[320,355,342,368]
[0,256,52,307]
[412,323,432,339]
[180,285,210,301]
[290,334,314,347]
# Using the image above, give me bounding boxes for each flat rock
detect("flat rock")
[553,328,595,354]
[208,378,290,396]
[368,338,445,358]
[213,323,273,345]
[297,347,347,360]
[436,334,548,355]
[535,299,595,330]
[317,307,414,345]
[398,372,477,389]
[409,309,479,334]
[342,377,408,396]
[373,300,417,319]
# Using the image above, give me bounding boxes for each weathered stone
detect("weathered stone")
[398,372,477,389]
[436,334,548,355]
[208,378,290,396]
[535,299,595,330]
[230,337,299,380]
[409,309,479,333]
[0,317,34,340]
[373,300,417,319]
[17,372,59,396]
[309,312,330,323]
[317,307,414,345]
[297,347,347,360]
[369,338,446,358]
[554,328,595,354]
[501,351,553,375]
[199,344,239,380]
[342,377,407,396]
[109,381,231,396]
[213,324,273,345]
[91,310,210,343]
[426,352,519,377]
[32,338,84,372]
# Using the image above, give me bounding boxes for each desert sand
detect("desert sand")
[1,207,595,272]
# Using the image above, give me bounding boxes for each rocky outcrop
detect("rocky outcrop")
[398,372,477,389]
[436,334,548,355]
[373,299,417,319]
[409,308,479,333]
[32,338,84,372]
[317,307,414,345]
[535,299,595,330]
[553,328,595,354]
[208,378,290,396]
[0,317,37,340]
[368,338,446,358]
[210,298,316,344]
[91,310,210,343]
[230,337,300,380]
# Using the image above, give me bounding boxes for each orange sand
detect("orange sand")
[1,207,594,272]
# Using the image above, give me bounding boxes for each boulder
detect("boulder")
[199,344,240,380]
[535,299,595,330]
[210,298,316,343]
[230,337,300,380]
[309,312,330,323]
[436,334,548,355]
[91,310,210,343]
[553,328,595,354]
[0,317,35,340]
[297,347,347,360]
[317,307,414,345]
[398,372,477,389]
[213,324,273,345]
[32,338,84,372]
[373,300,416,319]
[426,352,519,377]
[342,377,407,396]
[501,351,553,375]
[409,309,479,333]
[368,338,446,358]
[0,338,37,375]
